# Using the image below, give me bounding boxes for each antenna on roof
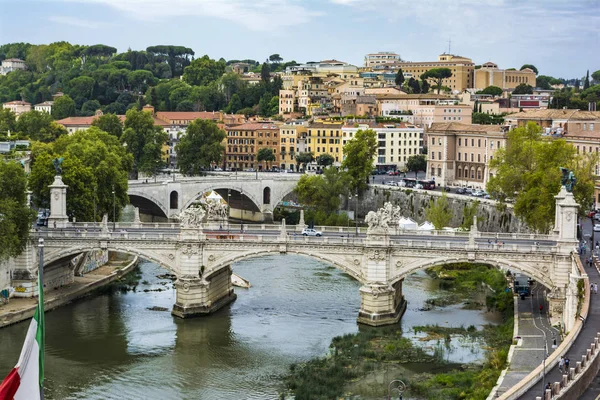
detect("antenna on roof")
[448,38,451,54]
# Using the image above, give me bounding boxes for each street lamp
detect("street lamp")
[112,185,116,232]
[354,190,359,237]
[240,189,244,232]
[387,380,406,400]
[227,189,231,233]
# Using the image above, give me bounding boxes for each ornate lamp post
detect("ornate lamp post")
[354,190,359,237]
[227,189,231,233]
[112,185,116,232]
[387,380,406,400]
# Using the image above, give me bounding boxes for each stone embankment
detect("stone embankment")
[360,185,529,233]
[0,255,138,328]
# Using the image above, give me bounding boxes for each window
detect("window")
[432,137,435,145]
[478,139,481,147]
[458,138,462,146]
[431,151,435,160]
[458,153,461,161]
[438,138,442,145]
[471,153,474,162]
[477,154,481,162]
[471,139,474,146]
[438,151,441,159]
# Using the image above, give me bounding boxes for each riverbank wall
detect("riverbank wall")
[357,185,529,233]
[0,253,138,329]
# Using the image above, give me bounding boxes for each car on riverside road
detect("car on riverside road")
[594,224,600,232]
[302,228,323,237]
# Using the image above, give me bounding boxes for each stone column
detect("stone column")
[296,209,305,232]
[172,267,237,318]
[553,186,567,235]
[556,190,579,244]
[47,175,69,228]
[358,227,406,326]
[132,207,142,229]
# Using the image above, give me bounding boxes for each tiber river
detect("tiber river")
[0,255,502,399]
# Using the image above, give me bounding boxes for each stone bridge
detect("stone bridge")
[127,173,301,222]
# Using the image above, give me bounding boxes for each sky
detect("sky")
[0,0,599,78]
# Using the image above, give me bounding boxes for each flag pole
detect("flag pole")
[38,238,45,400]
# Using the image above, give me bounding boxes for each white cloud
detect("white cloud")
[59,0,321,31]
[48,15,106,28]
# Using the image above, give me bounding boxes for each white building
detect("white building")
[0,58,27,75]
[2,100,31,116]
[342,122,424,170]
[364,52,402,68]
[34,101,54,114]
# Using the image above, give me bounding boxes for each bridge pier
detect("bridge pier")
[171,266,237,319]
[358,280,406,326]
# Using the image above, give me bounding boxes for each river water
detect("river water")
[0,255,501,399]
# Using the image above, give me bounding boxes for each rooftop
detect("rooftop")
[156,111,222,122]
[227,122,279,130]
[3,100,31,105]
[505,109,600,121]
[428,122,503,134]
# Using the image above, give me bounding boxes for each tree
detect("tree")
[294,167,349,213]
[0,108,17,136]
[176,119,225,175]
[29,127,132,223]
[341,129,377,193]
[296,152,314,171]
[480,86,503,96]
[91,113,123,138]
[0,161,36,260]
[512,83,533,95]
[487,122,594,232]
[420,68,453,94]
[268,54,283,64]
[316,153,334,167]
[395,68,405,88]
[408,77,421,94]
[121,108,168,178]
[225,93,242,113]
[257,147,276,170]
[406,154,426,178]
[520,64,538,75]
[261,62,271,84]
[460,200,480,231]
[425,193,452,230]
[421,79,430,94]
[584,70,590,90]
[592,70,600,84]
[146,45,195,77]
[52,94,76,120]
[182,55,226,86]
[16,111,67,142]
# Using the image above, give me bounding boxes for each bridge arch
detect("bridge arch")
[389,256,554,290]
[182,186,263,213]
[203,249,364,284]
[128,191,169,218]
[42,244,179,275]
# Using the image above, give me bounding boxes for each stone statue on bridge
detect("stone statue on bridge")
[365,202,401,234]
[52,157,64,175]
[204,201,228,221]
[560,167,576,193]
[177,206,206,229]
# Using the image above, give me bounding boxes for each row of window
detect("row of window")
[431,136,502,150]
[456,166,483,180]
[228,131,278,137]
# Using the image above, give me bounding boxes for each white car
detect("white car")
[302,228,323,237]
[594,224,600,232]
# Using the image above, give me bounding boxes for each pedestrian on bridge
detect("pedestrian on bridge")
[565,358,570,371]
[558,356,565,373]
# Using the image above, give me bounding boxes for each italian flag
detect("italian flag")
[0,276,45,399]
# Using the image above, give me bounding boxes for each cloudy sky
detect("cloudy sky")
[1,0,598,78]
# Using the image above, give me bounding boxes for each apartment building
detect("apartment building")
[342,122,423,170]
[364,52,402,68]
[426,122,507,189]
[34,101,53,114]
[474,62,536,90]
[224,122,280,171]
[305,122,345,167]
[2,100,31,116]
[377,94,472,125]
[0,58,27,75]
[279,121,308,170]
[395,53,475,92]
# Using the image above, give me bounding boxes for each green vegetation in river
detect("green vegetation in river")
[280,263,514,400]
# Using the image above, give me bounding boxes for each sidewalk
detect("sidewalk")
[0,259,137,328]
[520,254,600,399]
[496,283,559,396]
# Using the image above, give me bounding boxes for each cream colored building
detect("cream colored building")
[34,101,53,114]
[396,53,475,92]
[364,52,402,68]
[474,62,536,90]
[377,94,472,126]
[342,123,423,170]
[279,121,308,170]
[0,58,27,75]
[2,100,31,116]
[426,122,507,188]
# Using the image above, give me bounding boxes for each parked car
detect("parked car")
[472,190,485,197]
[443,186,452,193]
[587,210,597,218]
[455,187,467,195]
[594,224,600,232]
[302,228,323,237]
[385,181,398,186]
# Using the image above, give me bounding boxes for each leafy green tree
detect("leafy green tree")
[395,68,405,87]
[421,68,453,94]
[91,113,123,138]
[80,100,101,116]
[146,45,194,77]
[342,129,377,193]
[487,122,594,232]
[520,64,538,75]
[296,152,314,171]
[425,193,452,230]
[183,55,226,86]
[480,86,503,96]
[592,70,600,83]
[257,147,276,170]
[121,108,168,178]
[16,110,67,142]
[316,153,334,167]
[294,167,349,213]
[460,200,480,231]
[225,93,242,113]
[0,108,17,135]
[268,54,283,64]
[67,76,95,104]
[512,83,533,94]
[0,161,36,260]
[128,70,154,93]
[29,127,132,222]
[406,154,426,178]
[421,79,430,94]
[176,119,225,175]
[52,94,76,120]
